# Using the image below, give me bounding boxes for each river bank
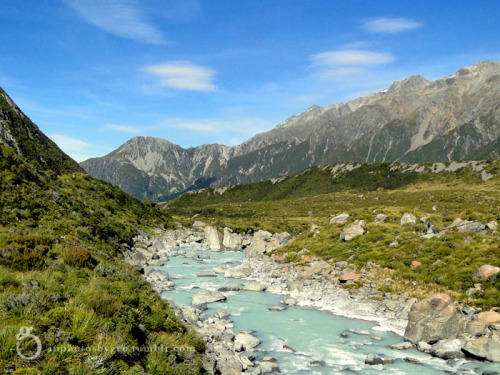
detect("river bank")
[124,224,500,374]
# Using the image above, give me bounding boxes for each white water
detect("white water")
[160,249,500,374]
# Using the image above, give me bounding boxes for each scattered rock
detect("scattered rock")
[282,345,296,353]
[300,261,331,279]
[473,265,500,281]
[340,224,364,241]
[309,360,325,367]
[410,261,422,270]
[339,273,362,283]
[431,338,465,359]
[330,213,349,224]
[374,213,387,223]
[192,220,206,228]
[400,213,417,225]
[218,283,241,292]
[235,333,261,350]
[390,342,414,350]
[269,305,286,311]
[281,296,297,306]
[365,353,393,365]
[242,281,266,292]
[223,227,243,250]
[487,221,499,232]
[349,328,370,335]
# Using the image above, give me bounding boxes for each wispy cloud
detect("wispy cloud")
[363,17,422,34]
[49,133,92,162]
[63,0,165,44]
[143,61,216,91]
[310,48,395,81]
[311,49,394,66]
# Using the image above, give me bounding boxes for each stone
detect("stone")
[349,328,370,335]
[191,290,226,306]
[218,283,241,292]
[223,227,243,250]
[273,232,292,245]
[235,333,261,350]
[245,239,268,257]
[242,281,266,292]
[462,336,500,362]
[254,230,272,241]
[390,342,414,350]
[364,354,384,365]
[448,218,485,233]
[335,261,349,269]
[411,261,422,270]
[197,270,217,277]
[404,294,462,344]
[339,224,364,241]
[192,220,206,228]
[487,221,499,231]
[431,338,465,359]
[300,261,331,279]
[257,360,279,374]
[400,213,417,225]
[146,269,169,282]
[281,296,297,306]
[204,226,223,250]
[473,265,500,281]
[374,213,387,223]
[269,305,286,311]
[339,273,362,283]
[282,344,296,353]
[215,310,231,320]
[330,213,349,224]
[310,360,325,367]
[478,311,500,324]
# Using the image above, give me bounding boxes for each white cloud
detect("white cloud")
[63,0,165,44]
[49,134,92,162]
[143,61,216,91]
[311,49,394,66]
[363,18,422,34]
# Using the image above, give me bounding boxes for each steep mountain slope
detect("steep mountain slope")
[82,61,500,201]
[0,89,205,373]
[0,88,83,174]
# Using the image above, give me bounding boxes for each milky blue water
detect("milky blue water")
[160,249,500,374]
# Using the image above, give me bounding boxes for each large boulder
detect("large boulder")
[448,218,485,233]
[242,281,266,292]
[253,230,272,241]
[204,226,223,250]
[222,227,243,250]
[330,213,349,224]
[462,336,500,362]
[400,213,417,225]
[244,239,268,257]
[339,224,364,241]
[235,333,261,350]
[191,290,226,306]
[404,294,464,344]
[473,265,500,281]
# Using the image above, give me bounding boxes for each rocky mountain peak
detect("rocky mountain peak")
[387,75,430,94]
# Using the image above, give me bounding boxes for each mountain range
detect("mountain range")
[81,61,500,201]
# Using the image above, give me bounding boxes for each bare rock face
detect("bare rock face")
[404,294,463,344]
[473,264,500,281]
[340,224,364,241]
[205,226,223,251]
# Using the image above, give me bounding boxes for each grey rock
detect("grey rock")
[330,213,349,224]
[374,213,388,223]
[340,224,364,241]
[235,333,261,350]
[191,290,226,306]
[400,213,417,225]
[242,281,266,292]
[205,226,223,250]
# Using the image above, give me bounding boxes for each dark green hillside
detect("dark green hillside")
[0,89,205,374]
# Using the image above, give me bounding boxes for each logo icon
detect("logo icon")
[16,326,42,360]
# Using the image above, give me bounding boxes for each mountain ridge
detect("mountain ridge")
[81,61,500,201]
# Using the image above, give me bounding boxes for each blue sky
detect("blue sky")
[1,0,499,162]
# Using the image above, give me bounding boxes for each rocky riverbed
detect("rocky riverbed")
[124,223,500,373]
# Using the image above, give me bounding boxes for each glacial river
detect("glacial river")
[160,249,500,374]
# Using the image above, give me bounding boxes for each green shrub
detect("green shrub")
[62,246,97,269]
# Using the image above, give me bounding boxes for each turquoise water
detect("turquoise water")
[160,249,500,374]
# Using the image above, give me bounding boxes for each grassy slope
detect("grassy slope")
[167,161,500,310]
[0,145,205,375]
